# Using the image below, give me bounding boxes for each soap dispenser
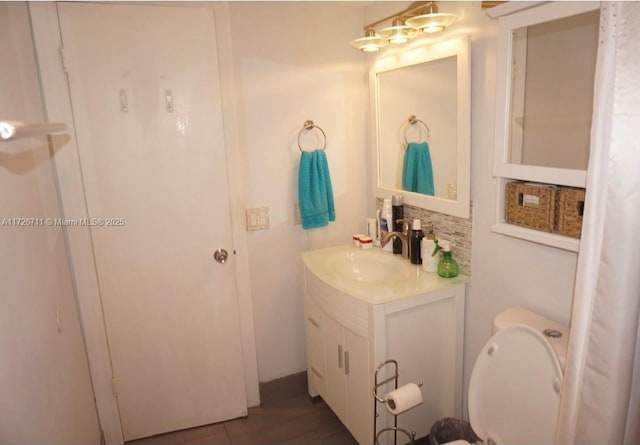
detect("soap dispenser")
[437,239,459,278]
[409,219,424,264]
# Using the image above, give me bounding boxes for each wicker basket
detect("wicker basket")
[557,187,586,238]
[505,181,558,232]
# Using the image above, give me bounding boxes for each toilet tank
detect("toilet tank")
[492,306,569,370]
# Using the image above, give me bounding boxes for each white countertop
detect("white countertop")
[301,244,469,305]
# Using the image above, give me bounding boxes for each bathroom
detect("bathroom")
[1,1,638,444]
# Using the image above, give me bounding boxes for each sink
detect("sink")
[301,245,467,304]
[328,250,412,284]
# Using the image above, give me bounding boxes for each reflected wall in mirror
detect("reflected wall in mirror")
[378,56,457,199]
[371,36,470,218]
[493,1,599,188]
[509,10,599,170]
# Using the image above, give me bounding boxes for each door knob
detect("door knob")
[213,249,229,264]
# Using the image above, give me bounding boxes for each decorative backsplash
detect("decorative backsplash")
[377,199,473,276]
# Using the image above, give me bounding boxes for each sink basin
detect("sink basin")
[329,250,412,284]
[301,245,468,304]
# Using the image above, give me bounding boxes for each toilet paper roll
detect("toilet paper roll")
[385,383,423,415]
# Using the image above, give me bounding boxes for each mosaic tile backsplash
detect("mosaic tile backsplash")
[377,199,473,276]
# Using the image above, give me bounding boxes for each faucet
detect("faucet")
[381,231,409,259]
[397,218,411,236]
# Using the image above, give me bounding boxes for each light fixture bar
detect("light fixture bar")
[362,1,434,31]
[350,1,457,51]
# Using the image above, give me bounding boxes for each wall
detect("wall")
[0,3,101,443]
[519,9,598,170]
[228,2,371,382]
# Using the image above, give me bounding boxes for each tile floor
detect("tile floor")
[126,372,430,445]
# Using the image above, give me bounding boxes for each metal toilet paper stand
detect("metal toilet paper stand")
[372,359,423,445]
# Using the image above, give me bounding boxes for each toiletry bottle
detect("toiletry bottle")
[392,195,404,255]
[437,240,459,278]
[422,238,440,272]
[409,219,424,264]
[367,218,379,246]
[380,198,393,252]
[374,209,382,246]
[424,223,435,240]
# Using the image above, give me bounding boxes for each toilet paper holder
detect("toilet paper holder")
[372,359,423,445]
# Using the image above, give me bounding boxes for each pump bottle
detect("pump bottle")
[409,219,424,264]
[437,239,459,278]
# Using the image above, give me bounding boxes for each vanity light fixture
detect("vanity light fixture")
[379,17,418,45]
[350,1,457,51]
[350,26,388,52]
[405,2,457,34]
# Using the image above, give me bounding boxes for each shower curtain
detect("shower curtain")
[556,3,640,444]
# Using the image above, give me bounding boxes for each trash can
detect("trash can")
[429,417,479,445]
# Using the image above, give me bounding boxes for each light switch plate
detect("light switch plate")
[246,207,269,231]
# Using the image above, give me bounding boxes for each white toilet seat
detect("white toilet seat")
[467,324,563,445]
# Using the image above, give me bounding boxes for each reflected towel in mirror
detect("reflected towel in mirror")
[402,142,434,195]
[298,149,335,229]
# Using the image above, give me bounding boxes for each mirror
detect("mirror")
[493,2,599,187]
[371,36,470,218]
[508,10,598,170]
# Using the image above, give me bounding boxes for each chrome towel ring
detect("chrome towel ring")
[403,115,430,146]
[298,120,327,152]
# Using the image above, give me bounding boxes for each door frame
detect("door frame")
[29,3,259,444]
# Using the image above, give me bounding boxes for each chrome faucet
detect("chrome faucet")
[381,231,409,259]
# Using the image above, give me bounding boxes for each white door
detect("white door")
[57,3,247,440]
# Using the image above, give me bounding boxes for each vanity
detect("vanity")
[302,245,467,444]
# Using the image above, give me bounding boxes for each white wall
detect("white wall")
[0,3,101,443]
[229,2,371,381]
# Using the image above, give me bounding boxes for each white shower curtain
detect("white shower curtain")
[556,2,640,444]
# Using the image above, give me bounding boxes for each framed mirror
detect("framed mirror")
[493,1,599,187]
[370,36,470,219]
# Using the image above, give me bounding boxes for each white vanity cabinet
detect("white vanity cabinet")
[304,270,372,444]
[302,246,467,445]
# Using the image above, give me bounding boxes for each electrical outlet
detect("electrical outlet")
[245,207,269,231]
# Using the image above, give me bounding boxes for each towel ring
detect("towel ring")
[298,120,327,152]
[402,115,430,146]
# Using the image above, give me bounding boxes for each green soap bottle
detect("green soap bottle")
[437,239,459,278]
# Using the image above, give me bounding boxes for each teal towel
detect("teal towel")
[402,141,434,195]
[298,149,335,229]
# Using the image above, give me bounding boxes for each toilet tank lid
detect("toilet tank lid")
[492,306,569,370]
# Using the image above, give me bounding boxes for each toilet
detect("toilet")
[440,306,569,445]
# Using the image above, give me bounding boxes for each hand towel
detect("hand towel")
[402,141,434,195]
[298,149,335,229]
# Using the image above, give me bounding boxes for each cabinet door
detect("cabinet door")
[304,296,326,398]
[324,316,348,424]
[345,328,371,445]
